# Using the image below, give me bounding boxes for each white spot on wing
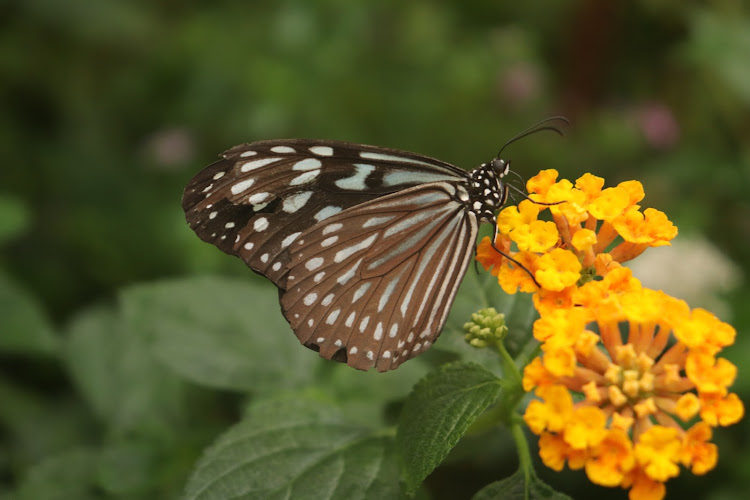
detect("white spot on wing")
[323,223,343,235]
[378,271,404,311]
[382,171,459,186]
[239,151,257,158]
[315,206,342,221]
[254,217,269,232]
[281,232,302,248]
[240,157,281,172]
[290,169,320,186]
[231,179,255,195]
[352,282,371,303]
[389,324,398,337]
[303,292,318,306]
[345,312,356,327]
[272,262,281,271]
[363,215,397,228]
[260,253,269,263]
[248,192,271,204]
[349,347,358,355]
[313,271,325,282]
[326,309,340,325]
[374,322,383,340]
[334,163,375,190]
[337,258,362,284]
[209,211,218,219]
[271,145,295,153]
[321,293,334,306]
[305,257,324,270]
[282,191,313,213]
[224,222,235,229]
[321,235,338,247]
[244,242,254,250]
[213,172,225,180]
[252,201,269,212]
[310,146,333,156]
[359,316,370,333]
[359,151,443,168]
[292,158,322,171]
[334,234,378,263]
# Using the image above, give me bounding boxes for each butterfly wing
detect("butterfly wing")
[181,139,467,287]
[280,182,478,371]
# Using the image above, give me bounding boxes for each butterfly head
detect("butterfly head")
[491,157,510,178]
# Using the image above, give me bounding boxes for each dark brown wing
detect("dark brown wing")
[181,139,467,287]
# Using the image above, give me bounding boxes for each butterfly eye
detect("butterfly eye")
[182,138,523,371]
[491,158,509,177]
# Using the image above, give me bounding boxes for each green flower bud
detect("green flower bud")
[463,307,508,348]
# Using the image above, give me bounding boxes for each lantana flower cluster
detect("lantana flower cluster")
[475,170,743,500]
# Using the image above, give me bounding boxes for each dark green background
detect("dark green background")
[2,1,749,499]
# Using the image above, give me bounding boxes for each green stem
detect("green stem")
[511,419,534,498]
[495,339,523,387]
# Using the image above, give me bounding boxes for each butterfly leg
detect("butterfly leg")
[489,218,542,289]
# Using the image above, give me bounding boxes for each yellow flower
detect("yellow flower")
[488,170,677,294]
[477,169,740,500]
[523,384,574,434]
[564,406,608,450]
[511,220,558,252]
[496,200,539,234]
[680,422,718,475]
[585,429,635,487]
[526,169,560,201]
[588,187,632,222]
[538,432,587,472]
[521,268,743,499]
[633,427,681,482]
[534,248,582,291]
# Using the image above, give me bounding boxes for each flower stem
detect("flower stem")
[511,418,534,491]
[495,339,523,387]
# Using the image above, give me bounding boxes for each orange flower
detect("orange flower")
[488,170,677,294]
[521,268,742,499]
[477,170,740,500]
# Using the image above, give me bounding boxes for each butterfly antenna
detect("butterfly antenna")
[497,116,569,158]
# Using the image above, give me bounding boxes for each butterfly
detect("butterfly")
[182,119,566,372]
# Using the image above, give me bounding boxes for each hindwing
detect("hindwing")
[279,182,478,371]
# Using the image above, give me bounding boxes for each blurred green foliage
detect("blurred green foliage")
[2,1,750,499]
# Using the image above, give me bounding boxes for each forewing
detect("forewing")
[181,139,466,286]
[280,182,478,372]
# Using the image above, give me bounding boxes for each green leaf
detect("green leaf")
[97,442,159,495]
[439,269,538,370]
[119,276,317,392]
[15,449,99,500]
[321,358,431,426]
[472,468,572,500]
[0,271,58,356]
[64,304,185,436]
[397,361,503,493]
[0,377,92,468]
[184,395,401,500]
[0,195,30,245]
